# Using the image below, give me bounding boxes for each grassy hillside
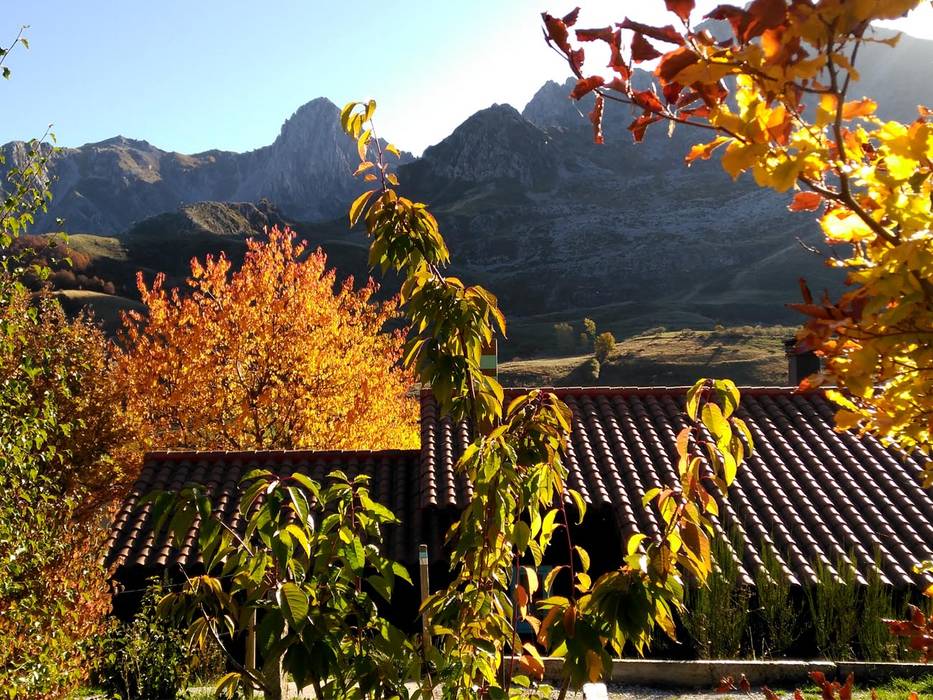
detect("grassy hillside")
[500,325,798,387]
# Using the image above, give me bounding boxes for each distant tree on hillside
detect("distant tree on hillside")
[116,226,418,451]
[553,321,576,353]
[594,330,616,363]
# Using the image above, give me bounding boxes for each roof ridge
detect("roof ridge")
[144,448,421,463]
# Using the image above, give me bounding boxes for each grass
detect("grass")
[501,325,798,387]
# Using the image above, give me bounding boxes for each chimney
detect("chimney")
[481,338,498,379]
[783,338,820,386]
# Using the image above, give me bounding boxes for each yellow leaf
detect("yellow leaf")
[820,209,874,242]
[349,189,375,226]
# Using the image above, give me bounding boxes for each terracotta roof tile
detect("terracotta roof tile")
[419,387,933,589]
[106,449,423,571]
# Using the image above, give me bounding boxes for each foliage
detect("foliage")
[593,331,616,364]
[805,556,859,660]
[887,603,933,662]
[153,469,415,700]
[754,543,800,658]
[859,556,896,661]
[95,579,192,700]
[115,225,417,451]
[682,529,750,659]
[584,357,601,382]
[552,322,576,354]
[542,0,933,476]
[0,275,125,698]
[341,101,752,695]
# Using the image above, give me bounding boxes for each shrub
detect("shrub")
[584,357,601,382]
[806,555,859,660]
[858,553,895,661]
[754,543,799,658]
[683,529,750,659]
[95,579,192,700]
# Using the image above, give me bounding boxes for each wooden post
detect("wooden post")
[419,544,431,649]
[244,609,256,699]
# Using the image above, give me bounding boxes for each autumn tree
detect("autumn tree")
[594,330,617,363]
[542,0,933,477]
[115,226,418,451]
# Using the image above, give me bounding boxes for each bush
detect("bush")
[858,552,895,660]
[683,530,750,659]
[754,543,800,658]
[806,555,859,660]
[95,579,192,700]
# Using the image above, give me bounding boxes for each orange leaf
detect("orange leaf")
[788,191,823,212]
[842,98,877,119]
[686,137,730,164]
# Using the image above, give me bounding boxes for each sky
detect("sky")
[3,1,932,156]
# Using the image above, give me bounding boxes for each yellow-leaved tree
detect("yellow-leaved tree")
[115,225,417,451]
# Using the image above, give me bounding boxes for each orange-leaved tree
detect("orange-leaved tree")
[542,0,933,478]
[115,225,417,451]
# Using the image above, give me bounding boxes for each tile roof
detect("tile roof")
[106,449,423,571]
[420,387,933,589]
[107,386,933,592]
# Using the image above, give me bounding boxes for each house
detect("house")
[107,379,933,618]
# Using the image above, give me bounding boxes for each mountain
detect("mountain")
[7,24,933,359]
[0,98,412,234]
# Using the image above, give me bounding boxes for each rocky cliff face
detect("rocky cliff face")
[0,98,410,234]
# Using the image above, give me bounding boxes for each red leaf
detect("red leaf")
[763,687,780,700]
[628,113,662,142]
[739,674,750,693]
[839,673,854,700]
[746,0,786,36]
[571,75,604,100]
[716,677,736,693]
[705,4,750,39]
[570,47,585,74]
[562,7,581,27]
[694,81,728,108]
[618,18,685,45]
[789,191,823,212]
[631,89,664,113]
[656,46,700,84]
[631,32,662,62]
[666,0,695,23]
[809,671,827,686]
[608,29,626,72]
[542,13,571,53]
[795,692,805,700]
[662,81,682,104]
[576,26,614,42]
[590,94,605,145]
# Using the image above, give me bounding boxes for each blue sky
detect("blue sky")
[4,1,932,156]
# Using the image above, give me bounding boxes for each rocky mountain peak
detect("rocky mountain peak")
[409,103,557,193]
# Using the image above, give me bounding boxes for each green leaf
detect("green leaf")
[277,583,309,629]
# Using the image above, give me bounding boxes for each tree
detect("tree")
[581,316,597,348]
[542,0,933,476]
[594,330,616,363]
[115,225,418,451]
[0,27,128,698]
[154,101,751,698]
[553,321,576,354]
